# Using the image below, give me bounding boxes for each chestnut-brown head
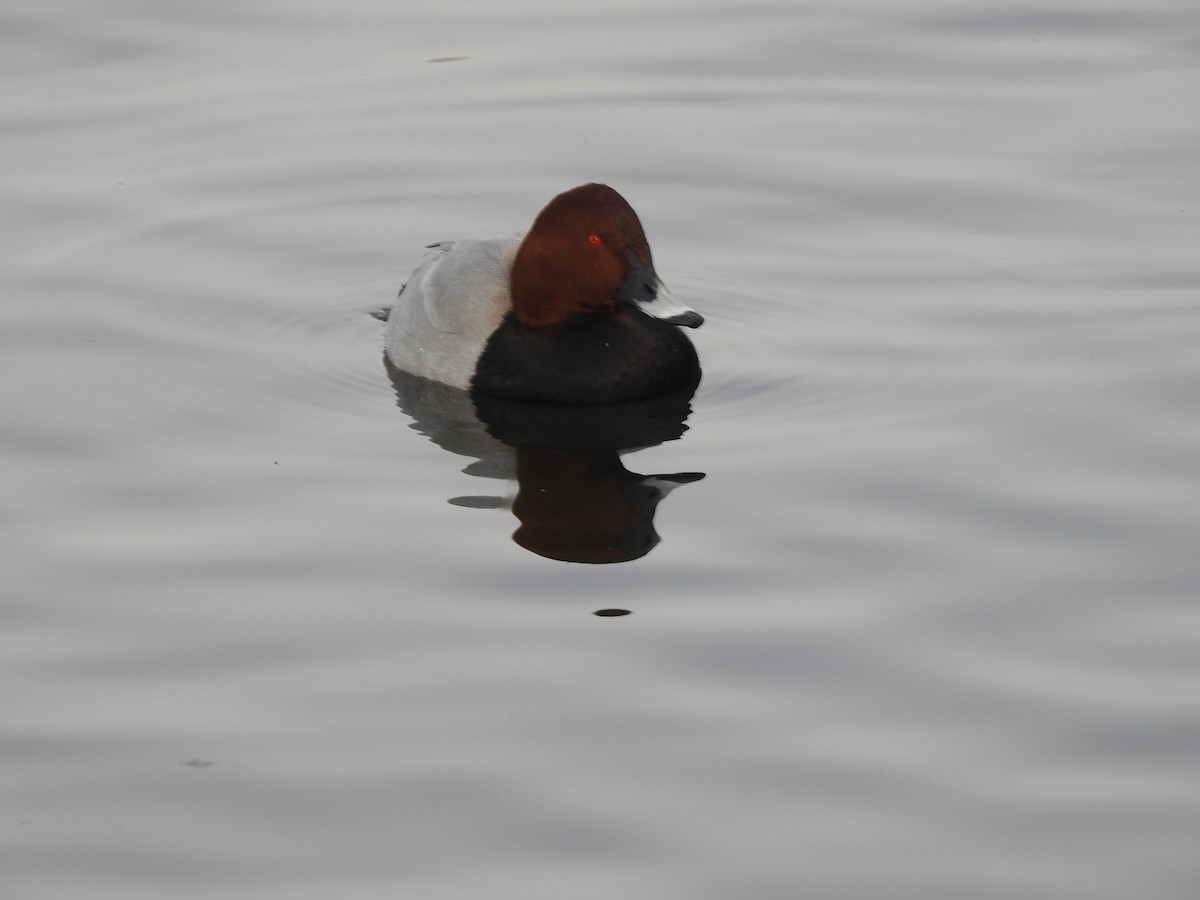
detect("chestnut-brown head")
[510,183,667,329]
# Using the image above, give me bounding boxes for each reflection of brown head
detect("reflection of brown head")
[511,446,702,564]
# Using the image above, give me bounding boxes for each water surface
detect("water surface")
[5,2,1200,898]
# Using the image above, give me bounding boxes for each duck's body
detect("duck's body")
[384,184,702,406]
[384,235,519,391]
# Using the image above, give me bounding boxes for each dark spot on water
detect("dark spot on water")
[427,56,471,63]
[180,759,216,768]
[594,608,631,617]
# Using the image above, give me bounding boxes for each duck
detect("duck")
[384,183,703,406]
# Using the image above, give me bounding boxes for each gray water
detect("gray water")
[5,2,1200,898]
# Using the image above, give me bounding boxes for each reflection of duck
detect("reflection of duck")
[387,364,703,564]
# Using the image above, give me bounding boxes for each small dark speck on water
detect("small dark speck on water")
[426,56,471,63]
[594,609,631,617]
[180,759,216,768]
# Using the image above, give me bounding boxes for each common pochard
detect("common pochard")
[384,183,703,405]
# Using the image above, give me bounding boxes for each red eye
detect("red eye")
[587,233,603,246]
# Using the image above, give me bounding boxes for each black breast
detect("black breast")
[472,309,700,406]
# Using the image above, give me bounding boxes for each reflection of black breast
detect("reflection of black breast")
[473,379,699,451]
[472,307,700,405]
